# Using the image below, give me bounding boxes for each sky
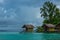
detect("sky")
[0,0,60,31]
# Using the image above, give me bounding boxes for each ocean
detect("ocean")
[0,32,60,40]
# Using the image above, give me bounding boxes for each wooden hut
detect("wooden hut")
[55,23,60,32]
[43,24,55,32]
[22,24,34,32]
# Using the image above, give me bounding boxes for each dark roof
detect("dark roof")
[22,24,34,28]
[43,24,55,27]
[56,23,60,27]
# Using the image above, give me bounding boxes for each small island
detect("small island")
[22,1,60,33]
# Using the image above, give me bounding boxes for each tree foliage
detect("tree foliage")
[40,1,60,24]
[36,26,44,32]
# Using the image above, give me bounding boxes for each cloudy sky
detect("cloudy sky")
[0,0,60,31]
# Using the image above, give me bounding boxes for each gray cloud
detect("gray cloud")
[0,0,59,31]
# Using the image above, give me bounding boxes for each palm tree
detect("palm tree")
[53,8,60,24]
[40,1,60,24]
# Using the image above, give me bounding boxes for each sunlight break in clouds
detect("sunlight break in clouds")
[0,0,4,4]
[57,6,60,9]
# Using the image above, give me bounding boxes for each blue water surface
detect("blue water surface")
[0,32,60,40]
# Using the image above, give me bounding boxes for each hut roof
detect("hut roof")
[56,23,60,27]
[44,24,55,27]
[22,24,34,28]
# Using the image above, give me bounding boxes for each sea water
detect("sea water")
[0,32,60,40]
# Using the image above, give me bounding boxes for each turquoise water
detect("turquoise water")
[0,32,60,40]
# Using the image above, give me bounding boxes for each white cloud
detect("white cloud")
[36,12,41,19]
[18,6,44,26]
[57,5,60,9]
[4,10,7,13]
[0,7,17,21]
[0,0,4,4]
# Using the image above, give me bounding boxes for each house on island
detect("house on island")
[43,24,55,32]
[22,24,34,32]
[55,23,60,32]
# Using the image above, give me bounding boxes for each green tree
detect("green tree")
[53,8,60,24]
[36,26,44,32]
[40,1,60,24]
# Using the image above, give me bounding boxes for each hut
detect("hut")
[43,24,55,32]
[55,23,60,32]
[22,24,34,32]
